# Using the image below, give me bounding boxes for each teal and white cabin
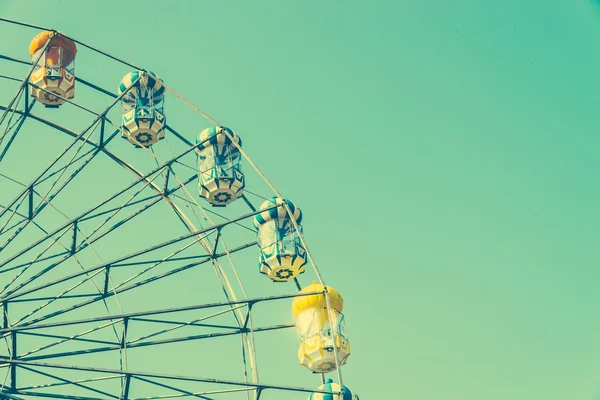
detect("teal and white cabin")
[308,379,359,400]
[196,126,245,206]
[253,197,307,281]
[118,70,166,147]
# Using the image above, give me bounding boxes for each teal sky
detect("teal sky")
[1,0,600,399]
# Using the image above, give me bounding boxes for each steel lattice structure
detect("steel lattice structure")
[0,18,348,400]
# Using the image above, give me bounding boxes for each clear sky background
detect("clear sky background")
[1,0,600,399]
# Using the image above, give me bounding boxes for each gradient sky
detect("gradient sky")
[1,1,600,399]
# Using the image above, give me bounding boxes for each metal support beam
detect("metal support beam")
[0,359,337,396]
[133,376,214,400]
[17,364,119,399]
[0,95,35,164]
[0,205,272,304]
[0,291,320,333]
[0,129,228,275]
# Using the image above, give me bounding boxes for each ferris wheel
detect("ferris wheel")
[0,19,359,400]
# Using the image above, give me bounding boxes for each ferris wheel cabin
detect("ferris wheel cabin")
[118,70,166,147]
[196,126,245,206]
[308,379,359,400]
[28,31,77,107]
[293,283,351,373]
[253,197,307,281]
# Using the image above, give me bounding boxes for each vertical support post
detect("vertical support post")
[71,220,78,255]
[163,164,171,193]
[2,301,16,392]
[103,266,111,296]
[120,318,130,400]
[10,331,17,392]
[2,301,7,329]
[121,317,129,367]
[99,117,105,147]
[28,187,34,220]
[121,317,129,347]
[121,374,131,400]
[212,228,221,255]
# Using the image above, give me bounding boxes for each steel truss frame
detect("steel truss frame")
[0,17,345,400]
